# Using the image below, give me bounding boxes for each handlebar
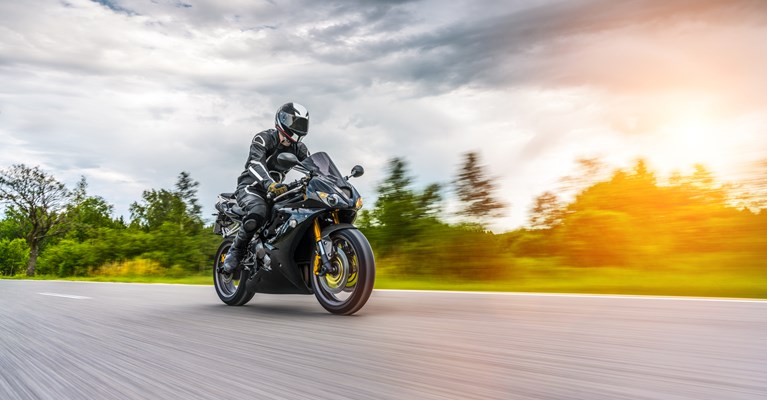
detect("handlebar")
[266,175,310,201]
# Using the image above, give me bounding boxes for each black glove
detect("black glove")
[268,182,288,196]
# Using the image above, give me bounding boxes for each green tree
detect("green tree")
[127,172,210,273]
[454,151,506,225]
[0,217,23,240]
[0,165,70,276]
[175,171,203,223]
[66,176,119,242]
[0,238,28,276]
[130,172,203,233]
[367,158,442,255]
[130,189,188,231]
[37,239,96,276]
[369,158,416,244]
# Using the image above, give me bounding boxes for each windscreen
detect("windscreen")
[300,152,343,178]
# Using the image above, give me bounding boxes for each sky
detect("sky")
[1,0,766,232]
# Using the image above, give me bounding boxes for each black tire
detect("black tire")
[312,229,375,315]
[213,239,256,306]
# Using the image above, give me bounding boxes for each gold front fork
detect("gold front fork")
[313,212,339,276]
[313,218,322,240]
[331,210,340,224]
[313,219,322,275]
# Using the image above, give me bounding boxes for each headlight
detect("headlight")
[318,192,340,207]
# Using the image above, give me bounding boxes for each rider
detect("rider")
[220,102,311,274]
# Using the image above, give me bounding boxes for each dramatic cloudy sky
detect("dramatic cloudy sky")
[1,0,766,231]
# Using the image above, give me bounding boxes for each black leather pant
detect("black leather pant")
[236,185,268,222]
[231,185,268,252]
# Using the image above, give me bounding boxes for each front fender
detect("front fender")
[320,223,357,239]
[319,223,359,258]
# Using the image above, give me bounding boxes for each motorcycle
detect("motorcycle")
[212,151,375,315]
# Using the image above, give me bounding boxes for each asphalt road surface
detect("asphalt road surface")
[1,280,765,400]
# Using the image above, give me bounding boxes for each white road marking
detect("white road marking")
[39,292,92,300]
[13,281,763,303]
[375,289,767,303]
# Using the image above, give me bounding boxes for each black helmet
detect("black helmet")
[275,102,309,143]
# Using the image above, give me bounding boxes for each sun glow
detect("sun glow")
[651,105,730,177]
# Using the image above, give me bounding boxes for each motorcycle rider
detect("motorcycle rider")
[220,102,311,274]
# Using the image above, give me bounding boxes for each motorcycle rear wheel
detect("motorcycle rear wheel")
[213,238,256,306]
[312,228,375,315]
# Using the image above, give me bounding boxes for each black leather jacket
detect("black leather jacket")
[236,129,310,194]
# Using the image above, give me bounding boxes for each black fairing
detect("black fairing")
[240,152,362,295]
[245,209,317,294]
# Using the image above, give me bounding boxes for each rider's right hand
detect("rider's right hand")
[268,182,288,196]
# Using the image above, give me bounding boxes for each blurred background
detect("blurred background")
[1,0,765,296]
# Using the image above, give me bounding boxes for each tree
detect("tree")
[66,176,118,242]
[0,217,23,240]
[0,164,70,276]
[127,172,209,273]
[454,151,506,224]
[560,209,636,267]
[370,158,416,232]
[129,172,202,233]
[0,238,28,276]
[417,183,443,219]
[175,171,202,221]
[367,158,443,255]
[559,157,608,195]
[728,159,767,212]
[129,189,186,231]
[528,191,566,230]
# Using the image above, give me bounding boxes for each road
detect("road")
[0,280,765,400]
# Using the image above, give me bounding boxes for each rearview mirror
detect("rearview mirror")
[276,152,300,169]
[350,165,364,178]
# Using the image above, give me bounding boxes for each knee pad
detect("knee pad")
[242,214,263,232]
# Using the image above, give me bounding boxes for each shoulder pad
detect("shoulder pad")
[252,130,274,147]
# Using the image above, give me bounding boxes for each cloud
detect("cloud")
[90,0,138,15]
[1,0,766,231]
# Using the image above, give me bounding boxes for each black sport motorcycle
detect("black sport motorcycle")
[212,152,375,315]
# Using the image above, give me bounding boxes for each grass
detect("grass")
[4,269,765,299]
[4,253,766,299]
[374,271,767,298]
[1,274,213,285]
[372,254,767,298]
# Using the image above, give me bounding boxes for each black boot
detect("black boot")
[221,228,254,274]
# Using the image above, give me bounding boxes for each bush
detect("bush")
[378,224,511,281]
[37,240,97,276]
[560,210,638,267]
[96,258,164,277]
[0,238,28,276]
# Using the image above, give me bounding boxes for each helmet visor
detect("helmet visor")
[281,113,308,136]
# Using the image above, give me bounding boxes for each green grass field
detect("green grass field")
[4,263,765,299]
[371,253,767,298]
[374,271,767,298]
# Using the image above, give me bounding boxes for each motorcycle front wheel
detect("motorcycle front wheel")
[213,238,256,306]
[312,228,376,315]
